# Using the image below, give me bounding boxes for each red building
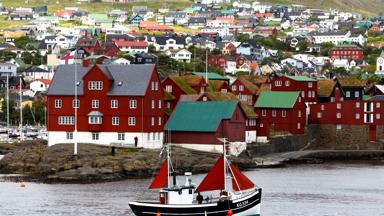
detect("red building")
[271,75,317,104]
[76,38,101,54]
[329,45,364,61]
[309,95,384,141]
[165,101,247,152]
[230,76,270,106]
[46,63,164,148]
[161,75,206,111]
[208,55,228,69]
[254,91,306,141]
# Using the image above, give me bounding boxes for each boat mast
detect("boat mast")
[223,137,227,192]
[19,75,23,140]
[6,73,9,138]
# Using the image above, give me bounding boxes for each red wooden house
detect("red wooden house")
[309,95,384,141]
[208,55,228,69]
[329,45,364,61]
[165,101,247,152]
[271,75,317,105]
[161,75,206,111]
[230,75,270,106]
[254,91,306,141]
[76,38,101,54]
[46,63,164,148]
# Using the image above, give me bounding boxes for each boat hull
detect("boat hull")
[129,188,261,216]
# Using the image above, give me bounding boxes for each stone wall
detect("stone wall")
[247,124,384,156]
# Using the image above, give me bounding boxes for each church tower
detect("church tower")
[376,51,384,74]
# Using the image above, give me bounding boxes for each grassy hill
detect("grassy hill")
[0,0,382,18]
[258,0,383,16]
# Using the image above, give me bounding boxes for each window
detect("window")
[376,113,380,119]
[88,81,103,90]
[151,117,155,126]
[376,103,380,108]
[346,91,350,97]
[354,91,359,98]
[260,123,263,128]
[58,116,74,125]
[128,117,136,126]
[118,133,125,141]
[111,100,118,108]
[92,100,99,108]
[355,102,360,108]
[272,110,276,117]
[112,117,119,125]
[301,91,305,97]
[166,85,172,93]
[275,80,282,86]
[239,85,244,91]
[158,100,162,109]
[130,100,137,109]
[308,82,313,88]
[151,100,155,109]
[55,99,62,108]
[155,82,159,91]
[285,80,290,86]
[337,103,341,109]
[317,112,322,118]
[282,110,286,117]
[232,85,237,91]
[88,116,102,124]
[262,109,267,116]
[66,132,73,140]
[92,133,99,140]
[337,113,341,119]
[321,105,324,111]
[355,113,360,119]
[298,110,302,118]
[158,116,162,126]
[73,99,80,108]
[151,81,155,90]
[297,123,301,129]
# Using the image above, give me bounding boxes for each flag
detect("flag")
[59,50,77,65]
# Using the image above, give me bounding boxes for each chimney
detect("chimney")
[82,59,90,67]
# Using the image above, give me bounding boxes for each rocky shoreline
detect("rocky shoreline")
[1,140,384,183]
[0,140,255,183]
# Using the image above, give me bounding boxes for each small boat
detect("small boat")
[129,139,262,216]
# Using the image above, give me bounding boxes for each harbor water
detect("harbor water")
[0,162,384,216]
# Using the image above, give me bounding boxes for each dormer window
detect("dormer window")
[88,81,103,90]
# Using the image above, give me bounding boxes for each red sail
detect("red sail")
[195,156,225,192]
[149,160,168,189]
[230,164,255,191]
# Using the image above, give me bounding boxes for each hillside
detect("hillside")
[1,0,382,16]
[260,0,383,16]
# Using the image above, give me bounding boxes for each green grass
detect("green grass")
[117,148,140,155]
[0,17,28,29]
[2,0,191,14]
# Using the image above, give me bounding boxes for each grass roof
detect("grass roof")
[207,80,225,92]
[317,80,336,97]
[170,75,201,94]
[338,77,367,88]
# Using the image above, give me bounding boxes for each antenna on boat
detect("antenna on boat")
[6,73,9,140]
[223,137,227,192]
[19,74,23,141]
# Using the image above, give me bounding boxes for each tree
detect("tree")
[148,44,156,54]
[320,42,335,56]
[298,41,308,53]
[237,34,250,43]
[14,36,31,49]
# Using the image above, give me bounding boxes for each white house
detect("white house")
[115,41,149,53]
[252,2,273,13]
[166,49,192,63]
[30,79,51,92]
[113,57,131,65]
[376,51,384,75]
[0,63,17,77]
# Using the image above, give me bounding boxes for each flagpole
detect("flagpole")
[19,75,23,141]
[6,73,9,139]
[74,48,78,155]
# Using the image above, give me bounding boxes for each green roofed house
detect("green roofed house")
[165,101,246,153]
[271,75,317,104]
[254,91,306,141]
[192,72,229,82]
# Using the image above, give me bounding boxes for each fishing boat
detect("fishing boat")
[129,139,262,216]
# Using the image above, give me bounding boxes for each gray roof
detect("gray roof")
[47,64,155,96]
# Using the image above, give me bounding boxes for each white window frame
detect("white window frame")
[151,117,155,126]
[239,85,244,91]
[355,102,360,108]
[112,117,120,125]
[111,100,118,108]
[128,117,136,126]
[285,80,290,86]
[308,82,313,88]
[166,85,172,93]
[92,133,99,140]
[130,100,137,109]
[151,100,155,109]
[317,112,322,118]
[336,113,341,119]
[118,133,125,141]
[275,80,282,86]
[272,110,276,117]
[66,132,73,140]
[88,116,102,124]
[55,99,62,108]
[72,99,80,108]
[282,110,286,117]
[376,102,380,108]
[355,113,360,119]
[231,85,237,91]
[92,100,99,108]
[88,81,103,90]
[158,116,162,126]
[262,109,267,116]
[58,116,74,125]
[158,100,162,109]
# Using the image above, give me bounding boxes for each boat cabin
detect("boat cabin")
[159,172,195,205]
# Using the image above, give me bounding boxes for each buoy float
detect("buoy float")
[227,209,233,216]
[156,212,161,216]
[19,182,26,188]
